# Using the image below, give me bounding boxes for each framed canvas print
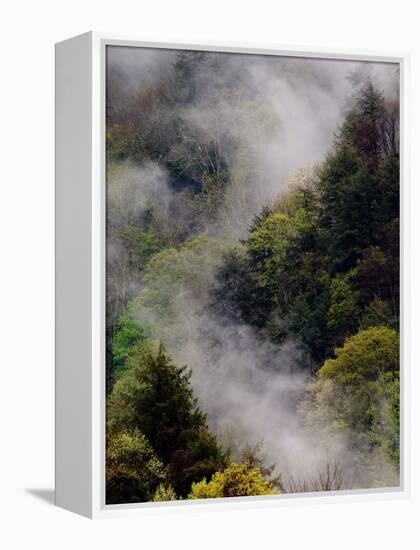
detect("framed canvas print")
[55,32,408,518]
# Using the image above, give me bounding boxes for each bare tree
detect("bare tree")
[284,460,357,494]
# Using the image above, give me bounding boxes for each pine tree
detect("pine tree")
[107,343,226,496]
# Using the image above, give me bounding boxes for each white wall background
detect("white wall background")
[0,0,418,548]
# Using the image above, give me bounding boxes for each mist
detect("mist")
[107,47,397,237]
[106,47,399,488]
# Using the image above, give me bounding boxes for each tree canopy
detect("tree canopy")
[105,53,400,502]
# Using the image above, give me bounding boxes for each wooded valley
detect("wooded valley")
[105,48,400,504]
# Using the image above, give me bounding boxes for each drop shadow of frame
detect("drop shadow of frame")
[25,488,55,505]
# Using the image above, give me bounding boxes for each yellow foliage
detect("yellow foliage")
[188,462,278,499]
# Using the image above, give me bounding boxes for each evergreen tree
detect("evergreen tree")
[107,343,226,496]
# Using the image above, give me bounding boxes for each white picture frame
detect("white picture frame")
[55,31,410,518]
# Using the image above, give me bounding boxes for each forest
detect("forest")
[105,47,400,504]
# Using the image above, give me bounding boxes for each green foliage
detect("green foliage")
[277,251,331,358]
[340,81,397,169]
[112,315,152,380]
[316,83,399,273]
[302,327,400,477]
[188,462,277,499]
[248,211,308,297]
[319,326,399,385]
[105,62,401,501]
[350,244,399,319]
[211,245,260,324]
[133,230,163,267]
[106,429,166,504]
[360,297,396,330]
[326,275,360,338]
[108,343,203,459]
[107,343,226,495]
[273,165,320,217]
[374,155,400,245]
[212,82,399,366]
[317,146,374,272]
[221,206,334,359]
[349,247,388,303]
[237,209,320,337]
[140,235,227,322]
[367,372,400,464]
[106,126,131,162]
